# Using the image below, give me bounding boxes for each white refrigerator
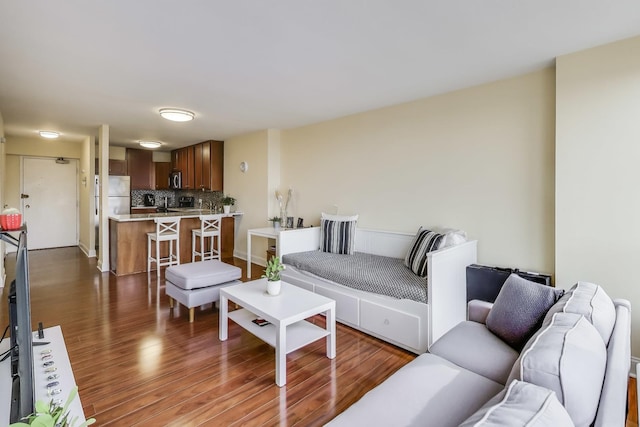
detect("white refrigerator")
[95,176,131,248]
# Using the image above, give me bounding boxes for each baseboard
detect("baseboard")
[631,357,640,378]
[233,251,267,268]
[78,242,96,258]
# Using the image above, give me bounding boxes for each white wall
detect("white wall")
[281,68,556,274]
[556,35,640,356]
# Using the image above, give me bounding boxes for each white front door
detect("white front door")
[22,157,78,249]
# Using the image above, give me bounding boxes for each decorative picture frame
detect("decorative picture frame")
[296,217,304,228]
[286,217,294,229]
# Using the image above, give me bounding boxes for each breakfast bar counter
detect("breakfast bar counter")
[108,211,242,276]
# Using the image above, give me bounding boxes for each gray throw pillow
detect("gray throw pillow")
[486,274,563,350]
[459,380,575,427]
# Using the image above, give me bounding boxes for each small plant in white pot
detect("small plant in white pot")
[268,216,281,230]
[262,256,285,296]
[221,195,236,214]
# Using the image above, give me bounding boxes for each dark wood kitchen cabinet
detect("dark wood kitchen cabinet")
[154,162,172,190]
[209,140,224,191]
[94,158,127,175]
[171,146,194,189]
[108,159,127,175]
[194,140,223,191]
[127,148,154,190]
[194,141,211,191]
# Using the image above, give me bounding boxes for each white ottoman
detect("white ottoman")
[165,260,242,322]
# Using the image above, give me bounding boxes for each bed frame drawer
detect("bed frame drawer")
[315,285,359,325]
[360,300,421,350]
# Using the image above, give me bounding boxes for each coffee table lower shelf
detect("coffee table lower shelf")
[228,308,330,353]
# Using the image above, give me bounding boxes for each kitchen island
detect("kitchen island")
[108,210,242,276]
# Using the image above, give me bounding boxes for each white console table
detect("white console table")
[246,227,319,277]
[0,325,86,425]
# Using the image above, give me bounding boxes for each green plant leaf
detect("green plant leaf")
[35,400,50,413]
[30,414,54,427]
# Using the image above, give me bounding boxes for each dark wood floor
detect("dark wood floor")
[1,247,415,426]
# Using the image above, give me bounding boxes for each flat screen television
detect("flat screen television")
[3,229,35,423]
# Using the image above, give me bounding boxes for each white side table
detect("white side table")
[246,227,280,278]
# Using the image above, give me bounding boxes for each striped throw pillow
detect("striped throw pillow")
[320,218,356,255]
[404,227,444,277]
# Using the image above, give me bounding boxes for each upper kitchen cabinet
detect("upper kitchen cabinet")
[109,159,127,176]
[127,148,154,190]
[171,146,195,189]
[154,162,172,190]
[194,140,224,191]
[209,140,224,191]
[94,159,127,175]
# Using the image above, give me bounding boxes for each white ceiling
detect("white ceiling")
[1,1,640,150]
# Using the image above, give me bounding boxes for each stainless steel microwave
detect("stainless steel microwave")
[169,171,182,189]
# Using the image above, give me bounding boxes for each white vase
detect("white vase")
[223,205,231,214]
[267,279,281,296]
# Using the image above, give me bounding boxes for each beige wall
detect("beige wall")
[79,136,94,256]
[281,68,556,274]
[224,130,272,260]
[0,113,5,285]
[556,35,640,356]
[6,135,82,158]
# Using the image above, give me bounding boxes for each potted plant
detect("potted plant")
[221,195,236,214]
[10,386,96,427]
[262,256,285,295]
[268,216,281,230]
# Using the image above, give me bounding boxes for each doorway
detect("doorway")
[22,157,78,250]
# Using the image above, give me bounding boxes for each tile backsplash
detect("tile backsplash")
[131,190,225,208]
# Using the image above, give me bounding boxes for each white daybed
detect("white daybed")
[278,227,477,354]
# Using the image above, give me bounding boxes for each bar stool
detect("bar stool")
[148,217,181,277]
[191,214,222,262]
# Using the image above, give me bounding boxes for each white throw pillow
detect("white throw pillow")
[321,212,359,222]
[543,281,616,345]
[459,380,574,427]
[507,312,606,427]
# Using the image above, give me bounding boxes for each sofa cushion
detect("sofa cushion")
[485,274,562,350]
[543,281,616,344]
[507,312,606,427]
[429,321,518,385]
[404,227,444,277]
[325,353,504,427]
[458,380,574,427]
[320,214,357,255]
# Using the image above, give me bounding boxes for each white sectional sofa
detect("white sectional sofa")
[325,278,631,427]
[278,226,477,353]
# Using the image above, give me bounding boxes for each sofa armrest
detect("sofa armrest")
[468,299,493,324]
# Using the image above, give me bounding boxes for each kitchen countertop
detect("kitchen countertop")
[109,210,244,222]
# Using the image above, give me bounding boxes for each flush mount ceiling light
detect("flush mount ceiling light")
[159,108,194,122]
[139,141,162,149]
[39,130,60,139]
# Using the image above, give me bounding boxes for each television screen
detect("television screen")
[6,229,34,423]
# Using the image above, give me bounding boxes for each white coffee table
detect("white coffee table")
[219,279,336,387]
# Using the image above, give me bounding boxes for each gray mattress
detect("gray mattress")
[282,251,428,303]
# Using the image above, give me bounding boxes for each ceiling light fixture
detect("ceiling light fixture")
[39,130,60,139]
[159,108,194,122]
[139,141,162,149]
